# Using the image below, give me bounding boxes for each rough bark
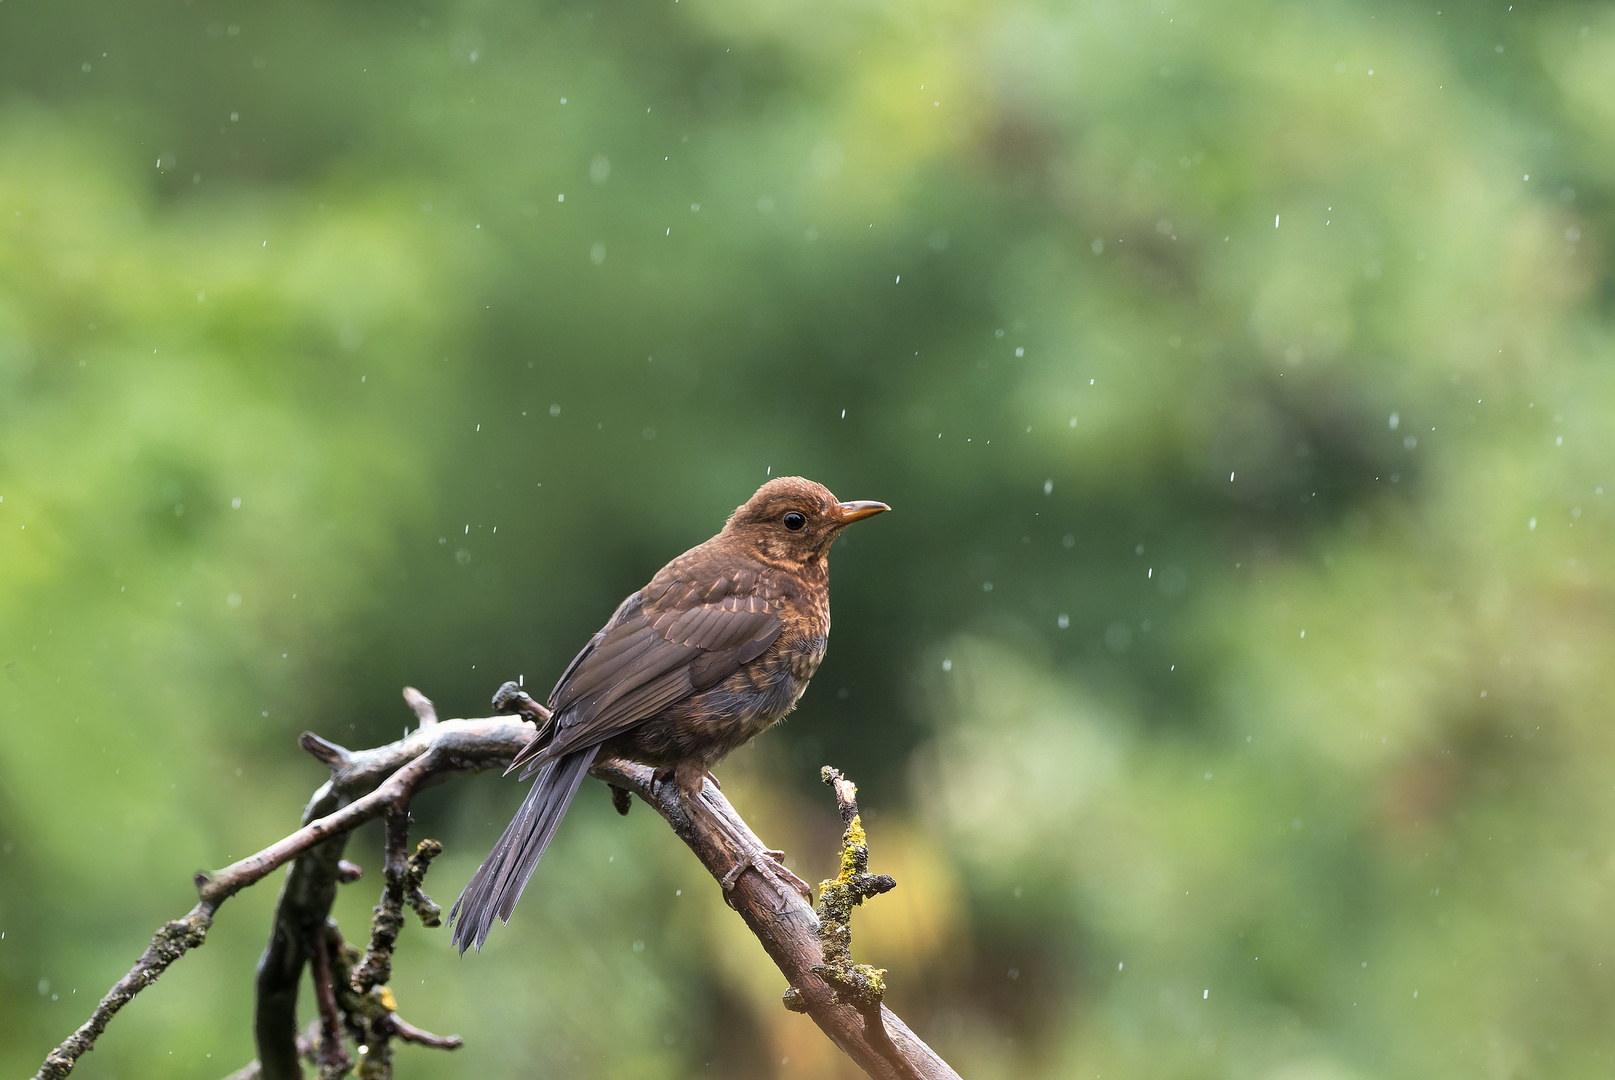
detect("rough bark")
[33,688,958,1080]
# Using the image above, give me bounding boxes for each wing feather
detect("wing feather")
[508,563,783,775]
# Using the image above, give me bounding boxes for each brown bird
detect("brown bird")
[450,476,889,952]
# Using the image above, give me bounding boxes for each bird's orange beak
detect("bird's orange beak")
[834,500,890,523]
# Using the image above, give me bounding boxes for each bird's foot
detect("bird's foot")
[717,847,813,908]
[767,857,815,906]
[664,762,811,909]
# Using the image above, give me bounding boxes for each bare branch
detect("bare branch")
[32,905,214,1080]
[590,758,960,1080]
[310,926,352,1079]
[353,814,443,994]
[401,686,438,728]
[299,732,354,770]
[376,1013,463,1050]
[34,695,957,1080]
[250,716,526,1080]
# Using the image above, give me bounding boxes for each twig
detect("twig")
[32,906,214,1080]
[354,810,443,993]
[375,1012,463,1050]
[251,716,523,1080]
[351,809,410,994]
[34,693,957,1080]
[811,766,909,1075]
[808,766,898,1012]
[590,758,960,1080]
[401,686,438,728]
[310,926,352,1079]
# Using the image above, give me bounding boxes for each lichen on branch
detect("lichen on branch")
[807,766,897,1014]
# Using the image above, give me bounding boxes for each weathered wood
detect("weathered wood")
[33,701,958,1080]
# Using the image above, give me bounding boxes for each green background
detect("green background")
[4,1,1614,1077]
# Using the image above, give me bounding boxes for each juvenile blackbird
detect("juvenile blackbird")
[450,476,889,952]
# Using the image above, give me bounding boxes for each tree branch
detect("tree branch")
[589,758,958,1080]
[32,689,958,1080]
[32,906,214,1080]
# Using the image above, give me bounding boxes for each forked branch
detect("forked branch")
[33,687,958,1080]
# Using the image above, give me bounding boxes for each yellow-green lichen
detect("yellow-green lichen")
[804,767,897,1014]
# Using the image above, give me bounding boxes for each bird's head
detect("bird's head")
[722,476,889,567]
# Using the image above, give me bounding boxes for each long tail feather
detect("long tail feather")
[449,745,597,953]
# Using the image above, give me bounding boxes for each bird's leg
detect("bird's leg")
[672,760,813,909]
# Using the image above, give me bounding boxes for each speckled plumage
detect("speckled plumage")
[450,477,887,952]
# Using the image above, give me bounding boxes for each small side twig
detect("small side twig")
[401,687,438,728]
[376,1012,464,1050]
[353,810,443,993]
[310,925,353,1079]
[808,766,898,1013]
[326,918,461,1079]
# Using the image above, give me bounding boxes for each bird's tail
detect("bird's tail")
[449,745,597,953]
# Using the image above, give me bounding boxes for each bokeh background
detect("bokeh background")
[4,0,1614,1077]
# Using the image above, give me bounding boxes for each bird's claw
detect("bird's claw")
[772,859,815,905]
[759,849,813,901]
[720,850,814,909]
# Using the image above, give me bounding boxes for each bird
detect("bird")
[449,476,889,952]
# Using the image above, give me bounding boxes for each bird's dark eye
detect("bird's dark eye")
[783,512,807,531]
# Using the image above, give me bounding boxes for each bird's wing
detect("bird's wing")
[509,574,782,775]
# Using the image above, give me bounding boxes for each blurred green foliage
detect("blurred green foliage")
[3,0,1614,1077]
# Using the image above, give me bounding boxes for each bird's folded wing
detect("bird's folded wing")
[511,585,782,774]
